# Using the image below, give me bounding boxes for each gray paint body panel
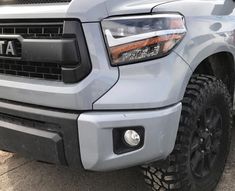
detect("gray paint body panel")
[78,103,181,171]
[0,0,179,22]
[93,52,192,110]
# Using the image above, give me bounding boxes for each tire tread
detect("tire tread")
[143,74,233,191]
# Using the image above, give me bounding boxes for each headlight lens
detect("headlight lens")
[101,14,186,66]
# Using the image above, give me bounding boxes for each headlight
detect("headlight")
[101,14,186,66]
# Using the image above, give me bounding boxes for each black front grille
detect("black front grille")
[0,23,63,39]
[0,20,91,84]
[0,0,71,5]
[0,60,62,81]
[0,22,64,81]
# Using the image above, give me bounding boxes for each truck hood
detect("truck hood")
[105,0,179,15]
[0,0,180,23]
[67,0,180,22]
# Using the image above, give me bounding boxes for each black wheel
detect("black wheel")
[143,75,233,191]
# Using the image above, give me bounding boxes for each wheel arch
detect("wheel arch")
[177,46,235,107]
[192,51,235,98]
[193,51,235,97]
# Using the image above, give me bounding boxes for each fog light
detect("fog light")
[124,130,141,147]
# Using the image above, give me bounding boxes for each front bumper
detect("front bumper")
[78,103,182,171]
[0,99,181,171]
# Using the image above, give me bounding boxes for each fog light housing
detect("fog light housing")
[113,127,145,155]
[124,130,141,147]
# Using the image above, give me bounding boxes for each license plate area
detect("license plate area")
[0,39,22,58]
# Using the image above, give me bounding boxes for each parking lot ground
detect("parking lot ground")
[0,153,148,191]
[0,133,235,191]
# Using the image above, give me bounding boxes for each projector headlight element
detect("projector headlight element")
[101,14,186,66]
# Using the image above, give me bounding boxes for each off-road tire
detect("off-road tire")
[143,75,233,191]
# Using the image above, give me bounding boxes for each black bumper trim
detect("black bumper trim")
[0,100,82,168]
[0,121,66,164]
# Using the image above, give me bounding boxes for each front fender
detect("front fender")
[174,19,235,73]
[153,0,235,73]
[93,52,192,110]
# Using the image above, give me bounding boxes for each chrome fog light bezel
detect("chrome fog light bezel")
[124,130,141,147]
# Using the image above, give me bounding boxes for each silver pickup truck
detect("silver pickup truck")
[0,0,234,190]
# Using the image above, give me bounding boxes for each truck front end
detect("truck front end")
[0,0,190,172]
